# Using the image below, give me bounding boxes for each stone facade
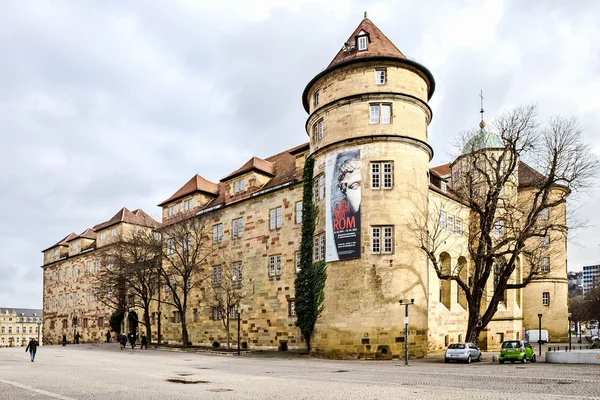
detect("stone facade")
[0,308,43,347]
[41,17,568,358]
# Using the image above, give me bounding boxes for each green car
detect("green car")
[499,340,536,364]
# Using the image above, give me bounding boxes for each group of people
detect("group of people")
[117,331,148,350]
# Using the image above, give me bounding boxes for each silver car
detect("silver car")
[444,342,482,363]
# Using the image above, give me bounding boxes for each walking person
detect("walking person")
[128,332,136,349]
[106,330,111,343]
[140,333,148,350]
[25,338,38,362]
[119,333,127,350]
[75,332,80,344]
[61,335,67,346]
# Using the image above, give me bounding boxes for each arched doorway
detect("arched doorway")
[127,311,139,339]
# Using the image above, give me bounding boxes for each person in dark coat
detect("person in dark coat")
[26,339,38,362]
[106,330,111,343]
[140,333,148,350]
[119,334,127,350]
[62,335,67,346]
[128,332,136,349]
[75,332,80,344]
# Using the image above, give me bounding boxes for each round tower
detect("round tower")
[302,17,435,359]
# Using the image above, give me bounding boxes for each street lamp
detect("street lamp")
[537,313,543,357]
[36,319,42,344]
[568,312,572,351]
[399,296,415,366]
[236,305,243,356]
[20,313,24,347]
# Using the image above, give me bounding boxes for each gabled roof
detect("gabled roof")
[431,163,451,177]
[93,207,160,231]
[518,161,546,187]
[41,232,78,252]
[69,228,96,241]
[220,157,275,182]
[328,18,406,69]
[158,175,219,207]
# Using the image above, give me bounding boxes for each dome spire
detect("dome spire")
[479,89,486,130]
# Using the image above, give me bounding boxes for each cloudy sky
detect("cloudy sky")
[1,0,599,308]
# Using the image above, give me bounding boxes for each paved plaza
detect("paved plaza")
[1,344,600,399]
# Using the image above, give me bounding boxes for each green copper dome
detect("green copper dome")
[462,122,503,154]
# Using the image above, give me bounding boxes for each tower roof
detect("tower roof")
[462,128,504,154]
[220,156,275,182]
[328,18,406,69]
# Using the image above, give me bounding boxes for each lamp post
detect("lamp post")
[236,305,243,356]
[36,320,42,344]
[568,312,572,351]
[399,297,415,366]
[20,313,24,347]
[537,313,543,357]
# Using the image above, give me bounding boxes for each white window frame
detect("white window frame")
[357,35,368,51]
[440,212,446,231]
[541,257,550,273]
[542,292,550,306]
[313,119,324,143]
[539,208,549,220]
[375,69,386,85]
[212,224,223,243]
[168,206,176,217]
[99,232,105,240]
[183,199,193,211]
[540,235,550,247]
[166,238,175,255]
[232,217,244,239]
[494,220,505,238]
[448,215,455,234]
[269,207,283,230]
[371,226,394,254]
[370,103,391,124]
[314,90,320,107]
[313,233,325,261]
[289,299,296,317]
[212,265,223,285]
[295,201,302,224]
[455,218,462,236]
[370,162,393,190]
[111,228,117,237]
[269,255,282,277]
[183,233,191,252]
[295,251,301,274]
[232,262,242,285]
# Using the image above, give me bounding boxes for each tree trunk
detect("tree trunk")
[226,324,231,349]
[466,299,483,345]
[181,317,189,348]
[143,308,152,344]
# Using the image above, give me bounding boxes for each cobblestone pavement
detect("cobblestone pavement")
[1,344,599,399]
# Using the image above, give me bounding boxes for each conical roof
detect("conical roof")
[462,123,504,155]
[328,18,406,69]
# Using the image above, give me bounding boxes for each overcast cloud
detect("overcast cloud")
[1,0,599,308]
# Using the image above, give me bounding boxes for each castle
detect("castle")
[41,17,568,357]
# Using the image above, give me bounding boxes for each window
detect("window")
[111,228,117,237]
[212,266,223,285]
[539,208,549,220]
[313,233,325,261]
[372,226,393,254]
[440,181,447,193]
[541,257,550,273]
[295,201,302,224]
[54,248,59,257]
[173,311,181,323]
[369,103,391,124]
[289,299,296,317]
[371,162,393,189]
[168,206,176,217]
[455,218,463,235]
[542,292,550,306]
[193,308,198,322]
[98,317,104,328]
[50,320,55,330]
[212,307,222,321]
[95,260,101,272]
[269,207,283,230]
[540,235,550,247]
[74,293,78,305]
[232,217,244,239]
[166,238,175,255]
[183,199,193,211]
[212,224,223,243]
[107,256,114,270]
[313,119,324,144]
[65,266,70,278]
[357,35,368,51]
[87,289,92,304]
[375,69,386,85]
[440,212,446,231]
[233,179,245,193]
[66,293,70,306]
[87,261,93,273]
[83,318,88,328]
[232,262,243,286]
[183,233,191,252]
[16,326,19,334]
[313,174,325,202]
[448,215,455,234]
[314,90,320,106]
[295,251,301,274]
[72,242,79,251]
[52,271,57,281]
[494,220,505,238]
[269,255,282,277]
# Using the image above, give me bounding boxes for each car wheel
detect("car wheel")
[531,355,536,363]
[477,353,482,362]
[467,355,471,364]
[445,358,449,363]
[521,356,526,364]
[499,359,504,364]
[511,360,515,364]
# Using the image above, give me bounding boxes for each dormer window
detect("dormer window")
[168,206,176,217]
[234,179,245,193]
[111,228,117,237]
[440,181,447,193]
[99,232,105,240]
[183,199,193,211]
[357,35,368,51]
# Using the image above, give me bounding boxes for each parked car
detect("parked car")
[499,340,536,364]
[525,330,549,344]
[444,342,482,363]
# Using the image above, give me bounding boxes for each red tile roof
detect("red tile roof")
[158,175,219,206]
[328,18,406,69]
[220,156,275,182]
[41,232,78,252]
[93,207,160,231]
[431,163,451,177]
[518,161,546,187]
[76,228,96,241]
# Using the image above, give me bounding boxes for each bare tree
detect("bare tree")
[105,229,160,343]
[156,216,214,348]
[415,105,597,344]
[205,254,246,349]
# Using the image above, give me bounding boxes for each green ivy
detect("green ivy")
[295,157,327,353]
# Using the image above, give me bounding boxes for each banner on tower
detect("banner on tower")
[325,149,361,262]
